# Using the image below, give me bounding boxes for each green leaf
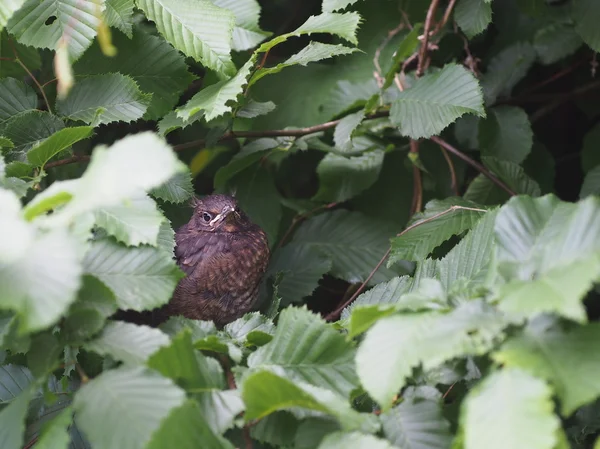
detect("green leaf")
[196,389,245,434]
[73,366,186,449]
[494,322,600,415]
[83,238,183,311]
[224,312,275,345]
[236,99,276,118]
[0,0,25,31]
[27,332,62,377]
[0,386,34,449]
[383,25,422,89]
[7,0,102,60]
[292,210,406,285]
[73,30,195,120]
[0,78,37,127]
[381,390,452,449]
[534,23,582,65]
[333,110,365,152]
[455,0,492,38]
[581,165,600,198]
[104,0,135,37]
[479,106,533,164]
[267,244,332,306]
[94,194,165,246]
[390,64,485,139]
[481,43,536,105]
[1,111,64,162]
[322,0,362,13]
[156,220,176,256]
[34,407,72,449]
[177,58,254,121]
[85,321,170,365]
[389,198,487,265]
[573,0,600,52]
[147,399,234,449]
[27,126,93,167]
[341,276,413,319]
[0,365,33,403]
[257,12,362,53]
[56,74,151,125]
[313,150,384,203]
[250,42,358,86]
[212,0,271,51]
[318,432,394,449]
[151,171,195,204]
[461,369,559,449]
[136,0,235,77]
[357,300,506,409]
[248,307,359,397]
[241,370,378,432]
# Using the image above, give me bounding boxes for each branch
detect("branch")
[416,0,441,77]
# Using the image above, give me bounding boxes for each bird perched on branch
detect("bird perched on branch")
[162,194,270,326]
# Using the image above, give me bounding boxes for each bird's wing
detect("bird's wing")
[174,229,229,276]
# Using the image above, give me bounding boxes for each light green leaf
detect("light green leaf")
[83,238,183,311]
[462,369,559,449]
[85,321,170,365]
[250,42,358,86]
[313,150,384,203]
[481,43,536,105]
[333,110,365,152]
[0,78,37,127]
[383,25,422,89]
[581,165,600,198]
[534,23,582,65]
[389,198,487,265]
[73,30,195,120]
[212,0,271,51]
[357,300,506,409]
[479,106,533,164]
[27,126,93,167]
[156,220,176,256]
[573,0,600,52]
[241,370,378,432]
[196,389,245,435]
[0,386,34,449]
[1,111,64,162]
[267,244,332,306]
[236,99,276,118]
[151,171,195,204]
[56,74,151,125]
[317,432,394,449]
[390,64,485,139]
[224,312,274,344]
[177,58,254,121]
[292,210,406,285]
[34,407,72,449]
[341,276,414,319]
[454,0,492,38]
[322,0,362,12]
[248,307,359,397]
[257,12,361,53]
[104,0,135,37]
[381,392,452,449]
[494,322,600,415]
[147,399,234,449]
[73,366,186,449]
[7,0,102,60]
[136,0,235,77]
[0,0,25,31]
[94,194,165,246]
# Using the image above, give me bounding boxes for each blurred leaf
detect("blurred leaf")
[383,25,422,89]
[313,150,385,202]
[0,385,34,449]
[248,307,359,397]
[481,43,536,105]
[56,74,151,125]
[317,431,394,449]
[341,276,414,319]
[236,99,276,118]
[357,300,506,409]
[83,238,183,311]
[104,0,135,37]
[479,106,532,164]
[74,30,195,120]
[573,0,600,52]
[73,366,186,449]
[0,0,26,31]
[581,165,600,198]
[136,0,235,77]
[455,0,492,38]
[534,23,582,65]
[494,322,600,415]
[27,332,61,377]
[461,369,559,449]
[27,126,93,167]
[250,412,298,447]
[389,198,487,265]
[94,194,165,246]
[7,0,102,60]
[0,364,33,403]
[292,210,407,285]
[0,78,37,127]
[34,407,72,449]
[390,64,485,139]
[85,321,170,365]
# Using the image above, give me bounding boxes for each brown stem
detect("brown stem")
[16,58,52,113]
[438,143,459,195]
[416,0,441,77]
[45,154,91,169]
[410,140,422,214]
[430,136,516,196]
[432,0,458,36]
[75,363,89,383]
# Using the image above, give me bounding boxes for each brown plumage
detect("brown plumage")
[162,194,270,326]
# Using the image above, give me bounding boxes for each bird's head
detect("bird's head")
[190,194,246,233]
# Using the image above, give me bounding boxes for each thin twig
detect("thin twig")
[438,143,459,195]
[16,58,52,113]
[431,0,458,36]
[416,0,441,77]
[45,154,91,169]
[75,363,89,383]
[443,382,457,399]
[430,136,517,196]
[409,140,422,214]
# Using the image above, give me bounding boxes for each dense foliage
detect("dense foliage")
[1,0,600,448]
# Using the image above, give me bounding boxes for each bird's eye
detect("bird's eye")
[202,212,212,223]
